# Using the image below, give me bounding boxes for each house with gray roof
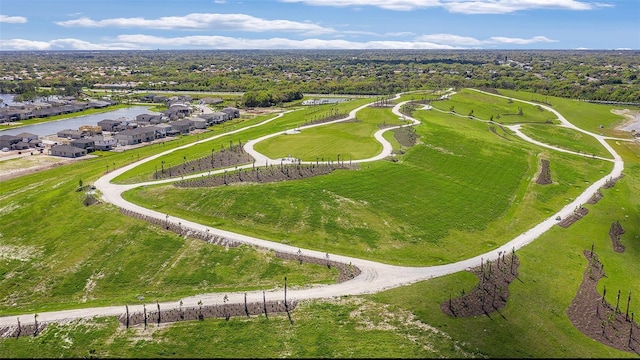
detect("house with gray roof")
[136,113,162,123]
[57,129,83,139]
[14,132,38,143]
[87,100,111,108]
[199,97,224,105]
[31,107,63,118]
[12,141,30,150]
[190,117,208,129]
[200,111,229,124]
[89,135,117,151]
[114,127,156,146]
[50,144,87,158]
[71,138,96,152]
[221,107,240,119]
[0,135,21,149]
[97,119,123,132]
[0,108,33,122]
[170,119,194,134]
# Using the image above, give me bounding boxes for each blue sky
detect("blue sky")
[1,0,638,51]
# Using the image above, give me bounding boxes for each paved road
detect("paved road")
[0,90,625,327]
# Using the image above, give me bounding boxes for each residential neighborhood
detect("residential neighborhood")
[1,95,240,158]
[0,96,115,123]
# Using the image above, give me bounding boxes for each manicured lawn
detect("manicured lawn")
[253,106,409,161]
[0,147,338,316]
[518,123,613,159]
[124,98,610,265]
[497,89,633,138]
[0,297,479,358]
[432,88,558,124]
[1,89,637,358]
[372,139,640,358]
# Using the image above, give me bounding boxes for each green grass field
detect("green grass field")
[253,107,409,161]
[497,89,635,138]
[123,97,610,265]
[0,88,638,358]
[432,88,558,124]
[518,123,613,159]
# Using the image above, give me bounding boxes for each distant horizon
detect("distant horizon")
[1,0,638,51]
[1,48,639,53]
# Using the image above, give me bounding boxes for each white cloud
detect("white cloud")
[116,34,460,49]
[0,38,139,51]
[48,39,140,50]
[0,39,50,50]
[0,14,28,23]
[416,34,485,46]
[488,35,557,44]
[55,13,334,35]
[444,0,596,14]
[0,33,559,51]
[280,0,441,11]
[415,33,557,46]
[280,0,606,13]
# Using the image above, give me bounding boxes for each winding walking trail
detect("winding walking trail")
[0,89,627,327]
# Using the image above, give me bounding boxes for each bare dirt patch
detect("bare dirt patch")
[0,244,43,261]
[0,153,85,182]
[612,109,640,135]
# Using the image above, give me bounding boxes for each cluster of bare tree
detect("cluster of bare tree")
[567,248,639,354]
[174,162,359,188]
[155,143,252,180]
[441,249,519,318]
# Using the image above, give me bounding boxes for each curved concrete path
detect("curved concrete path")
[0,89,626,327]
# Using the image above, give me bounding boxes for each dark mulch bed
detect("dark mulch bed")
[393,126,419,148]
[174,162,359,188]
[441,251,520,318]
[536,159,552,185]
[566,250,639,354]
[557,206,589,228]
[1,298,299,338]
[602,175,624,189]
[155,144,254,180]
[609,221,626,253]
[587,189,604,204]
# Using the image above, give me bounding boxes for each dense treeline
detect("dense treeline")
[243,89,304,107]
[0,49,638,105]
